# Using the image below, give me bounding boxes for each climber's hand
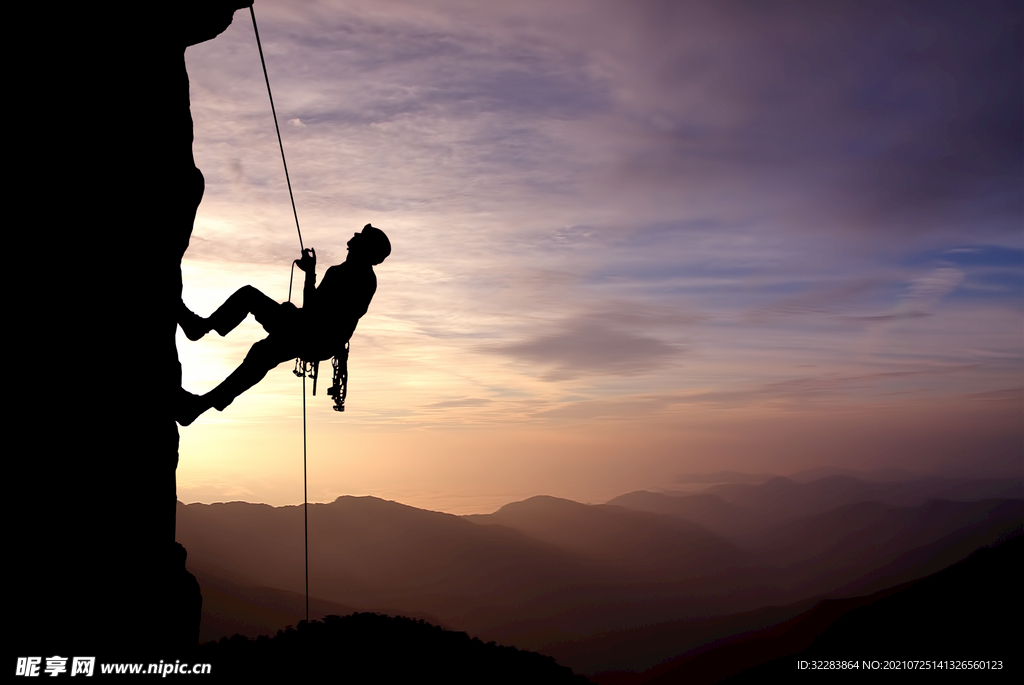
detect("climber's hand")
[296,247,316,274]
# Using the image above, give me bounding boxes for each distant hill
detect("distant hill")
[179,496,776,642]
[540,510,1021,675]
[609,475,1021,539]
[521,499,1020,675]
[786,466,919,483]
[675,471,777,484]
[596,535,1021,684]
[745,498,1022,593]
[604,491,750,536]
[468,495,764,584]
[674,466,930,485]
[538,599,822,676]
[180,497,645,642]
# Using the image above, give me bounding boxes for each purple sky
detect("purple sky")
[174,0,1022,513]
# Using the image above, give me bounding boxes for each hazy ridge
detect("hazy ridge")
[177,472,1022,675]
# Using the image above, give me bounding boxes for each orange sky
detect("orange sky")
[174,0,1022,514]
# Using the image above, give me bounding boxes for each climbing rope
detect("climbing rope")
[250,5,309,625]
[250,5,304,253]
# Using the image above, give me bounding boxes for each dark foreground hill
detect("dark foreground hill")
[193,567,359,642]
[198,613,591,683]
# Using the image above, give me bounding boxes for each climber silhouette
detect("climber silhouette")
[176,224,390,425]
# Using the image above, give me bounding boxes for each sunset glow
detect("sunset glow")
[175,0,1022,513]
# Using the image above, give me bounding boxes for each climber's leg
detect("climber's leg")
[204,336,296,411]
[206,285,290,337]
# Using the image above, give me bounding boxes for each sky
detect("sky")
[176,0,1022,514]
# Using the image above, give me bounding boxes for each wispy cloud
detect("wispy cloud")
[841,267,966,323]
[492,315,683,381]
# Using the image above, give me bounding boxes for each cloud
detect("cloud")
[534,364,982,418]
[745,279,884,324]
[185,236,283,263]
[840,312,930,323]
[903,268,966,309]
[534,395,675,419]
[963,388,1024,404]
[492,315,682,380]
[188,0,1022,262]
[425,397,492,409]
[839,267,966,324]
[565,0,1023,241]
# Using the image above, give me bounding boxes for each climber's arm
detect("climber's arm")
[296,248,317,309]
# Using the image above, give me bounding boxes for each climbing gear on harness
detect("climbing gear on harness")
[328,343,349,412]
[293,357,318,391]
[292,341,349,412]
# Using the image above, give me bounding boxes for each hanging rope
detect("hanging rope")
[302,373,309,625]
[250,5,309,625]
[250,5,304,253]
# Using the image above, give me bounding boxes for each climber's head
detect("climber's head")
[348,224,391,265]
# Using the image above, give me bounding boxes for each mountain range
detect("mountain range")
[176,472,1021,677]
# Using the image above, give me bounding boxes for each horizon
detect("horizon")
[176,465,1024,516]
[175,0,1021,516]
